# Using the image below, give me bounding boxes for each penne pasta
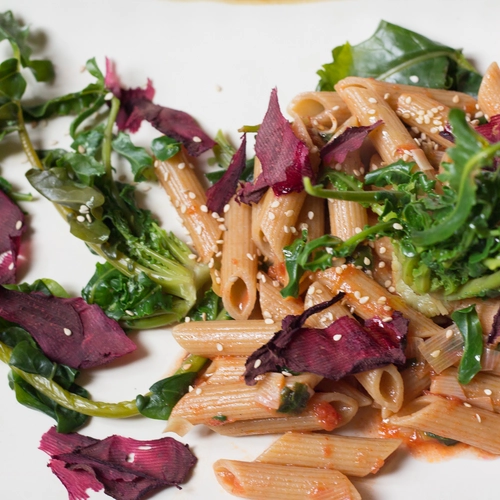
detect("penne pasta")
[478,62,500,119]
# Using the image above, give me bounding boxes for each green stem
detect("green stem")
[102,96,120,174]
[445,270,500,301]
[0,341,138,418]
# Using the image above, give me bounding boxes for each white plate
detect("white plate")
[1,1,499,499]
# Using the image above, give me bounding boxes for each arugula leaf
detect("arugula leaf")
[151,135,181,161]
[451,305,483,385]
[317,20,482,94]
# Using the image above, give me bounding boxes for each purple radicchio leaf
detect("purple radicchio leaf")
[40,427,197,500]
[320,121,383,166]
[0,288,136,369]
[0,190,26,284]
[487,306,500,345]
[476,114,500,143]
[206,134,247,214]
[244,300,408,385]
[237,88,314,205]
[105,58,214,156]
[439,122,455,143]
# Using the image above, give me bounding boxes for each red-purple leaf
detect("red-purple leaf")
[244,297,408,385]
[487,306,500,346]
[237,88,313,204]
[105,58,214,155]
[0,288,136,369]
[136,100,215,157]
[40,427,197,500]
[0,190,26,284]
[321,121,383,166]
[476,114,500,143]
[206,134,247,213]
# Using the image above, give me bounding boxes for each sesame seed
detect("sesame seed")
[475,111,484,119]
[383,305,392,312]
[63,328,72,336]
[452,95,460,103]
[185,317,191,322]
[215,277,221,284]
[378,261,386,269]
[484,389,493,396]
[216,239,224,244]
[8,262,14,270]
[379,246,387,254]
[384,280,392,288]
[188,254,197,260]
[430,127,438,134]
[354,227,362,234]
[215,251,222,257]
[195,387,202,395]
[212,212,220,219]
[382,316,393,322]
[200,204,208,213]
[268,212,276,221]
[188,385,194,392]
[217,217,225,223]
[290,226,297,234]
[181,204,187,214]
[334,164,342,171]
[368,97,378,104]
[333,334,342,341]
[307,211,314,220]
[283,225,289,233]
[104,91,113,101]
[254,359,262,368]
[409,75,419,83]
[193,136,202,143]
[285,210,295,217]
[445,329,453,339]
[195,226,203,235]
[359,296,370,305]
[384,93,390,100]
[463,402,472,407]
[272,280,280,288]
[178,162,186,170]
[388,286,396,293]
[76,215,85,223]
[377,296,387,304]
[219,224,227,231]
[282,371,293,377]
[353,169,360,177]
[392,222,403,231]
[224,204,230,213]
[246,253,254,261]
[216,343,223,351]
[188,191,196,199]
[335,266,343,274]
[208,258,215,269]
[77,145,86,154]
[476,413,482,423]
[264,318,274,325]
[14,219,23,230]
[430,350,441,358]
[262,310,272,318]
[354,291,361,299]
[368,109,376,115]
[363,257,371,266]
[270,200,280,208]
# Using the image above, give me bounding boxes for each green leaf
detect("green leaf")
[113,132,154,181]
[0,58,26,101]
[58,152,106,181]
[0,11,54,82]
[277,383,311,414]
[71,126,104,157]
[316,20,481,94]
[136,372,197,420]
[280,231,309,298]
[451,305,483,385]
[151,135,181,162]
[188,289,224,322]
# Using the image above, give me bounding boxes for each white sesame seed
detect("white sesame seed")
[378,261,386,269]
[382,317,393,322]
[219,224,227,231]
[188,191,196,199]
[195,226,203,235]
[185,317,191,323]
[452,95,460,104]
[262,310,271,318]
[368,97,378,104]
[264,318,274,325]
[193,136,202,143]
[476,413,482,423]
[270,200,280,208]
[268,212,276,221]
[379,246,387,255]
[484,389,493,396]
[8,262,14,270]
[104,91,114,101]
[76,215,85,223]
[445,329,453,339]
[178,162,186,170]
[353,169,360,177]
[188,385,194,392]
[384,280,392,288]
[195,387,202,395]
[200,204,208,213]
[335,266,343,274]
[354,291,361,300]
[430,350,441,358]
[181,204,187,214]
[283,225,290,233]
[254,359,262,369]
[217,217,225,223]
[377,296,387,304]
[363,257,371,266]
[188,254,197,260]
[463,402,472,407]
[307,211,314,220]
[383,305,392,312]
[272,280,280,288]
[392,222,403,231]
[285,210,295,217]
[290,226,297,234]
[359,296,370,305]
[77,145,86,154]
[368,109,376,115]
[333,334,342,341]
[354,227,362,234]
[388,286,396,293]
[282,371,293,377]
[216,343,223,352]
[224,204,230,213]
[384,93,390,100]
[409,75,419,83]
[63,328,72,337]
[246,253,254,261]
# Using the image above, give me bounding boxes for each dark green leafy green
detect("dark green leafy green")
[277,383,311,414]
[451,306,483,385]
[424,432,459,447]
[151,135,181,161]
[317,20,482,95]
[112,132,154,181]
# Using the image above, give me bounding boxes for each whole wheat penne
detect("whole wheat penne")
[209,392,359,436]
[213,460,361,500]
[256,432,401,477]
[395,93,453,148]
[155,151,222,263]
[221,198,257,319]
[478,62,500,119]
[418,326,463,373]
[258,274,304,322]
[318,379,373,407]
[296,194,325,241]
[355,364,404,413]
[401,363,431,407]
[319,265,444,338]
[205,356,247,384]
[172,320,279,357]
[335,80,433,170]
[388,394,500,455]
[337,76,478,114]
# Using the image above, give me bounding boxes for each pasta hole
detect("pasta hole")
[292,99,325,118]
[379,370,398,403]
[229,278,249,313]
